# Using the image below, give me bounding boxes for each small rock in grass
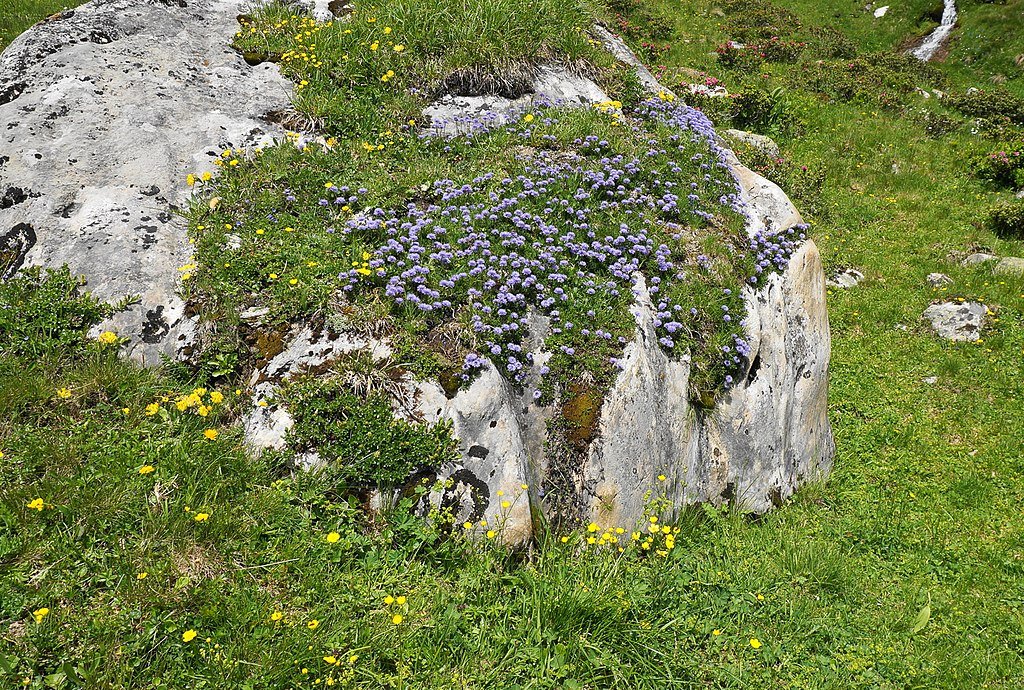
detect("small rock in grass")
[922,376,938,384]
[724,129,780,158]
[962,252,999,266]
[827,268,864,289]
[874,6,889,18]
[994,257,1024,277]
[1016,189,1024,199]
[923,301,988,342]
[927,272,953,287]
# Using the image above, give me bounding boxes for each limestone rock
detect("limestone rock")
[827,268,865,289]
[0,0,292,364]
[724,129,781,158]
[923,301,988,341]
[994,257,1024,277]
[423,65,610,136]
[927,272,953,287]
[963,252,999,266]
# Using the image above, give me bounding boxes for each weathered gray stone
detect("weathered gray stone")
[927,272,953,287]
[591,25,667,96]
[827,268,865,290]
[923,301,988,341]
[963,252,999,266]
[0,0,292,364]
[724,129,781,158]
[423,65,610,136]
[994,257,1024,277]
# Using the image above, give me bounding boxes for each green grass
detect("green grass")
[0,0,70,48]
[4,0,1024,687]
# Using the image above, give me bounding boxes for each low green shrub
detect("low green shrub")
[987,200,1024,239]
[716,41,765,71]
[720,0,801,43]
[972,143,1024,188]
[0,266,113,359]
[285,376,459,489]
[807,26,857,59]
[946,88,1024,125]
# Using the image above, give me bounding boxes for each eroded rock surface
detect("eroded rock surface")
[0,0,292,363]
[924,301,988,341]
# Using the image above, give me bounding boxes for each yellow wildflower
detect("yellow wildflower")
[182,630,197,642]
[56,387,71,399]
[139,465,155,475]
[203,429,218,441]
[137,572,148,580]
[271,611,284,621]
[97,331,118,345]
[396,596,406,605]
[209,391,224,404]
[307,619,320,630]
[27,498,45,511]
[32,607,49,623]
[750,638,762,649]
[391,614,403,625]
[194,513,210,522]
[326,531,341,543]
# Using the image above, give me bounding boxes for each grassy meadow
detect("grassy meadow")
[3,0,1024,688]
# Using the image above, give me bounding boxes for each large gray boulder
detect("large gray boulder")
[0,0,291,364]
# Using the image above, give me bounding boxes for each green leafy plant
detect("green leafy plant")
[285,376,459,489]
[0,266,113,358]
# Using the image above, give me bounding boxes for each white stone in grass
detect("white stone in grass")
[423,65,611,137]
[923,376,938,384]
[927,272,953,287]
[994,257,1024,277]
[827,268,865,289]
[923,301,988,342]
[874,6,890,18]
[962,253,999,266]
[724,129,781,158]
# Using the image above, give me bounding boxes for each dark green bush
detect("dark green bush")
[716,41,765,71]
[973,143,1024,188]
[720,0,801,43]
[0,265,113,358]
[807,26,857,59]
[987,201,1024,239]
[946,88,1024,125]
[607,0,674,41]
[286,377,459,489]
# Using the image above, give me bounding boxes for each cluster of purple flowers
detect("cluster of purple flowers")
[748,223,808,285]
[337,99,805,390]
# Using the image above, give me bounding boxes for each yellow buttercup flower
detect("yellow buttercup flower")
[139,465,155,475]
[750,638,762,649]
[209,391,224,404]
[97,331,118,345]
[193,512,210,522]
[137,572,148,580]
[32,607,49,623]
[203,429,218,441]
[326,531,341,543]
[182,629,197,642]
[307,619,319,630]
[393,44,405,52]
[27,498,45,511]
[384,596,394,605]
[396,596,406,605]
[56,387,72,399]
[270,610,284,621]
[391,614,403,625]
